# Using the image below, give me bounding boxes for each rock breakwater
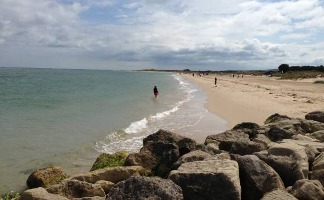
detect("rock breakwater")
[15,111,324,200]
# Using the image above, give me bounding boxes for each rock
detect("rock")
[19,187,69,200]
[252,134,272,147]
[265,119,305,136]
[169,159,241,200]
[204,152,231,161]
[47,179,105,199]
[232,122,261,139]
[106,176,183,200]
[264,113,291,124]
[124,150,157,171]
[71,166,146,184]
[265,127,296,142]
[292,134,319,142]
[94,180,114,194]
[288,179,324,200]
[90,151,129,171]
[172,150,211,169]
[300,119,324,133]
[232,155,285,200]
[73,197,105,200]
[205,130,249,146]
[227,140,267,155]
[125,129,196,178]
[143,129,184,146]
[311,153,324,186]
[26,166,67,189]
[261,189,297,200]
[254,141,309,187]
[176,137,197,155]
[310,130,324,142]
[195,143,222,155]
[305,111,324,123]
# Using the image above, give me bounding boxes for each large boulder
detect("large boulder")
[26,166,67,189]
[264,113,291,124]
[232,122,261,139]
[90,151,129,171]
[300,119,324,133]
[227,140,267,155]
[205,130,249,146]
[310,130,324,142]
[172,150,211,169]
[265,119,305,136]
[19,187,69,200]
[71,166,146,184]
[125,129,196,177]
[233,155,285,200]
[265,127,296,142]
[254,141,309,186]
[261,189,297,200]
[47,179,105,199]
[305,111,324,123]
[169,159,241,200]
[288,179,324,200]
[311,153,324,185]
[106,176,183,200]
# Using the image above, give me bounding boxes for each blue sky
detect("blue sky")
[0,0,324,70]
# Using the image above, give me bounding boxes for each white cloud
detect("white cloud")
[0,0,323,69]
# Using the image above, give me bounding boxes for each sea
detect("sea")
[0,67,227,194]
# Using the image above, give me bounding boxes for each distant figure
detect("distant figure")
[153,86,159,98]
[215,77,217,86]
[232,74,235,78]
[192,73,195,77]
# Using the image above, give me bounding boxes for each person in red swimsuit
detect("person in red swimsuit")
[153,86,159,98]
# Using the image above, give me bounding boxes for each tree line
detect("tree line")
[278,64,324,73]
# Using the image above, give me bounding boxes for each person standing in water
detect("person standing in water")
[153,86,159,98]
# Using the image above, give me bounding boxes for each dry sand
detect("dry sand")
[182,73,324,129]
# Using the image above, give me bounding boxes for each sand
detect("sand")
[182,73,324,129]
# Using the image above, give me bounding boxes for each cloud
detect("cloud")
[0,0,323,69]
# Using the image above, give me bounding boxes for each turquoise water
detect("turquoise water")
[0,68,226,193]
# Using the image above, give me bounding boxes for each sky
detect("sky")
[0,0,324,70]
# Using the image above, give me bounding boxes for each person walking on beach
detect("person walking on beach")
[153,86,159,98]
[214,77,217,86]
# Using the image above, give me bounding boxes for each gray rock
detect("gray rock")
[228,140,267,155]
[26,166,67,189]
[300,119,324,133]
[291,134,319,142]
[19,187,69,200]
[254,141,309,186]
[94,180,114,194]
[265,127,296,142]
[47,179,105,199]
[288,179,324,200]
[233,155,285,200]
[311,130,324,142]
[305,111,324,123]
[70,166,145,184]
[169,159,241,200]
[311,153,324,186]
[106,176,183,200]
[195,143,222,155]
[73,197,105,200]
[172,150,211,169]
[232,122,261,139]
[205,130,249,146]
[261,189,297,200]
[264,113,292,124]
[265,119,305,136]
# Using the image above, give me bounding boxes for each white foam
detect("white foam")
[124,118,148,134]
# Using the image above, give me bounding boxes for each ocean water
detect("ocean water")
[0,68,226,193]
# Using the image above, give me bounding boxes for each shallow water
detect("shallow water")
[0,68,226,193]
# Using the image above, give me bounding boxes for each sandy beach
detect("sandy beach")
[182,73,324,129]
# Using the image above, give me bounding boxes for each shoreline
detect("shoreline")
[182,73,324,129]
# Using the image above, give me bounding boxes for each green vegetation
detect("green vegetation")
[1,191,20,200]
[90,151,129,171]
[272,71,323,80]
[314,80,324,84]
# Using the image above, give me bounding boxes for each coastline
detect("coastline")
[182,73,324,129]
